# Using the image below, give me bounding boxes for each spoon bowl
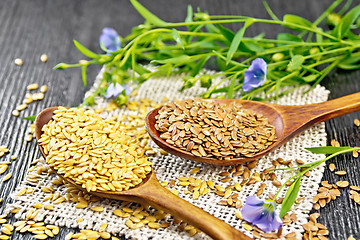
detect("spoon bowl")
[34,107,252,240]
[146,92,360,165]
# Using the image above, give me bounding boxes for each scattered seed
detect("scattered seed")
[12,110,19,117]
[235,210,242,220]
[336,181,349,188]
[0,165,8,174]
[90,206,104,212]
[26,135,33,142]
[335,170,346,175]
[2,174,11,182]
[148,222,160,229]
[40,85,48,93]
[330,139,340,147]
[354,119,360,127]
[27,83,39,90]
[190,167,200,174]
[99,232,111,239]
[329,163,335,171]
[242,223,253,231]
[40,54,48,63]
[14,58,23,66]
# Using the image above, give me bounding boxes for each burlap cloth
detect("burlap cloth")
[7,68,329,239]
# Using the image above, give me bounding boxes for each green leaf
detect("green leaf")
[305,146,354,154]
[73,40,99,59]
[171,29,185,49]
[302,74,318,83]
[22,115,37,122]
[283,14,313,30]
[185,5,193,23]
[226,18,254,65]
[333,4,360,39]
[81,65,87,86]
[216,24,235,44]
[151,55,192,65]
[276,33,303,43]
[130,0,169,27]
[263,1,280,21]
[133,63,151,75]
[226,77,237,99]
[287,55,304,72]
[242,41,264,53]
[190,56,210,77]
[205,24,220,34]
[337,54,360,70]
[280,176,302,218]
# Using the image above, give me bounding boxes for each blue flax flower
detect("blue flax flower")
[241,196,282,233]
[104,82,131,99]
[243,58,267,92]
[99,27,121,53]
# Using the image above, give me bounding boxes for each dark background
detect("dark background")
[0,0,359,239]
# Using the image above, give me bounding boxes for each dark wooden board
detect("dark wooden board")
[0,0,359,239]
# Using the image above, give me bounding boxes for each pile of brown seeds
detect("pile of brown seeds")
[350,185,360,205]
[312,181,341,210]
[39,107,152,192]
[155,99,276,159]
[303,213,329,240]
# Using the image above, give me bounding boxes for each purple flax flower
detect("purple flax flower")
[99,27,121,53]
[104,82,131,98]
[241,196,282,233]
[243,58,267,92]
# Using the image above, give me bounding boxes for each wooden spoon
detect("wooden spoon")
[34,107,252,240]
[146,92,360,166]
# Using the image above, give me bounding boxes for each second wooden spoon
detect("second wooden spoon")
[146,92,360,165]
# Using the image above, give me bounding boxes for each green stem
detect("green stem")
[167,18,352,44]
[313,0,343,26]
[273,147,360,199]
[270,147,360,172]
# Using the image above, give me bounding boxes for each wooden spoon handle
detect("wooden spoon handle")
[139,179,252,240]
[278,91,360,136]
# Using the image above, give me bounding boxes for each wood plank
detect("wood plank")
[0,0,358,239]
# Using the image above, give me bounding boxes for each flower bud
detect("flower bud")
[114,94,128,106]
[272,53,284,62]
[194,12,210,21]
[309,47,320,55]
[53,63,69,70]
[326,13,341,27]
[180,77,197,91]
[199,75,212,88]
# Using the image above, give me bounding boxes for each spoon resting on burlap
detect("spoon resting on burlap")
[34,107,253,240]
[146,92,360,165]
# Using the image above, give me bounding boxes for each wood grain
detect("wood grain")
[0,0,359,239]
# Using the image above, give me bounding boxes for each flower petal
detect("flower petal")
[253,211,282,232]
[241,204,264,223]
[99,27,121,53]
[241,196,282,233]
[104,83,123,98]
[242,58,267,92]
[244,195,265,206]
[104,83,131,98]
